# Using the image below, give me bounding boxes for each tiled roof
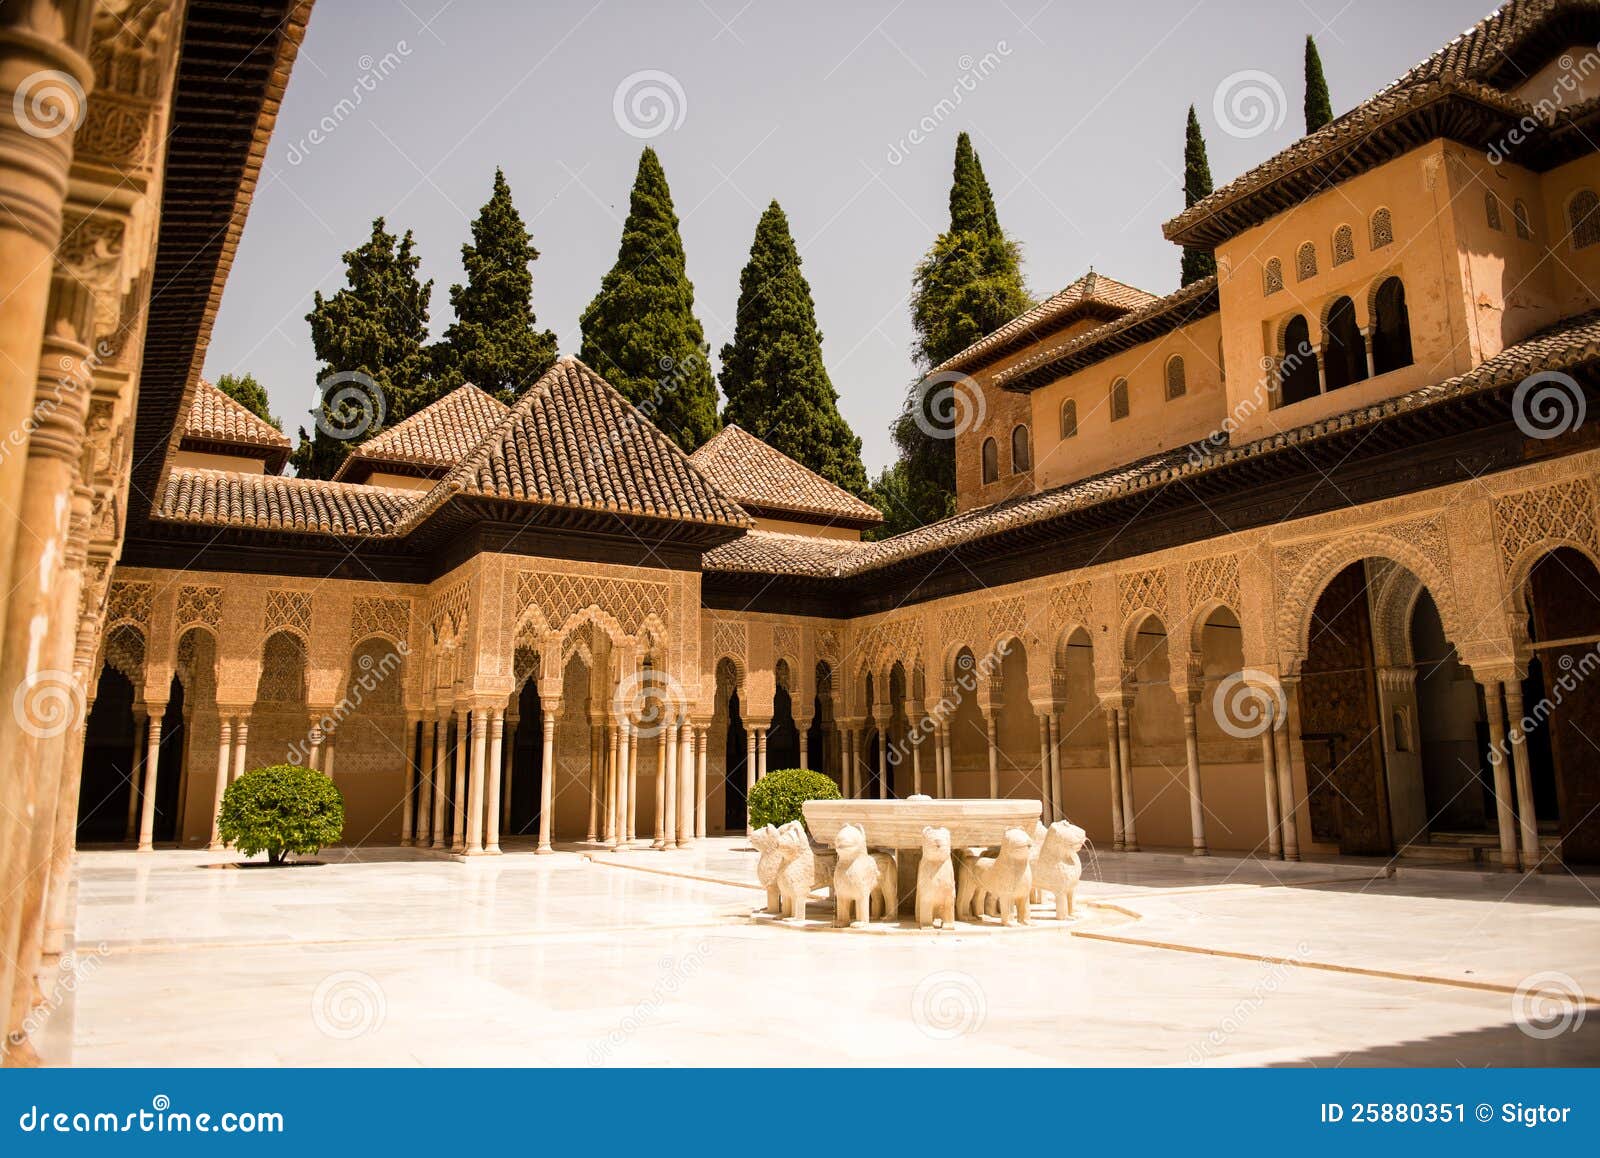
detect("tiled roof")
[332,382,508,480]
[689,424,882,527]
[155,468,421,536]
[932,271,1156,376]
[181,378,291,461]
[995,277,1220,393]
[708,309,1600,578]
[394,358,751,532]
[1164,1,1600,248]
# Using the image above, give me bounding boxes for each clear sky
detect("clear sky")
[205,0,1496,475]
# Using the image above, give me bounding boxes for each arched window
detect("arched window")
[1296,241,1318,281]
[1569,188,1600,249]
[1371,277,1414,374]
[981,437,998,483]
[1263,258,1283,295]
[1322,296,1367,391]
[1010,424,1031,472]
[1279,315,1319,406]
[1332,225,1355,265]
[1059,399,1078,439]
[1485,192,1502,232]
[1513,199,1532,240]
[1109,377,1130,421]
[1165,355,1186,400]
[1370,207,1393,249]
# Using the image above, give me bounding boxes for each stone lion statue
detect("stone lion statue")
[832,824,896,927]
[956,827,1034,925]
[775,821,827,923]
[1032,820,1087,920]
[916,825,955,929]
[751,824,784,914]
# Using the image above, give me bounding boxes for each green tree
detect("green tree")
[1181,106,1217,286]
[292,218,433,478]
[214,372,280,431]
[579,148,719,452]
[880,132,1029,531]
[217,764,344,866]
[1304,35,1333,133]
[719,201,869,497]
[435,168,558,402]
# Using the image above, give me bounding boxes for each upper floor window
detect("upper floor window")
[1059,399,1078,439]
[1279,315,1319,406]
[1110,378,1130,421]
[981,437,999,483]
[1569,188,1600,249]
[1485,192,1503,232]
[1332,225,1355,266]
[1370,207,1394,249]
[1263,258,1284,296]
[1165,355,1186,400]
[1513,199,1532,240]
[1323,296,1368,391]
[1296,242,1318,281]
[1371,276,1414,374]
[1010,424,1032,472]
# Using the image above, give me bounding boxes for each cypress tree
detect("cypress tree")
[579,147,718,452]
[1304,35,1333,133]
[1181,106,1217,286]
[293,218,433,478]
[876,132,1030,532]
[214,372,280,431]
[436,168,558,402]
[719,201,869,497]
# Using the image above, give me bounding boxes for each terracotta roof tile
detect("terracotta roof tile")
[181,378,291,455]
[689,424,882,527]
[332,382,508,480]
[932,271,1156,376]
[155,468,421,536]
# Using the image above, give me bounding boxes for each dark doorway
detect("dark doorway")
[768,684,800,771]
[1322,296,1367,391]
[724,691,748,830]
[509,684,545,836]
[1526,547,1600,863]
[78,667,139,843]
[1280,315,1320,406]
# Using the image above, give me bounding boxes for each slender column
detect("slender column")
[451,706,470,851]
[1116,707,1138,851]
[137,710,166,852]
[1260,722,1283,859]
[985,714,999,797]
[756,727,768,781]
[1504,681,1541,871]
[877,723,889,799]
[606,725,621,849]
[465,708,488,854]
[485,709,505,855]
[1047,715,1063,824]
[430,716,448,849]
[501,711,517,834]
[306,724,324,773]
[1036,715,1051,815]
[1482,682,1519,871]
[626,720,639,842]
[537,706,557,854]
[676,719,694,847]
[940,722,953,798]
[413,715,431,846]
[209,719,234,851]
[652,724,667,849]
[125,709,147,840]
[1182,702,1206,855]
[586,723,600,843]
[399,716,418,846]
[911,724,923,796]
[694,724,708,839]
[621,721,637,847]
[745,728,757,826]
[662,720,679,849]
[231,716,250,783]
[1272,698,1300,861]
[1104,708,1125,850]
[796,718,811,770]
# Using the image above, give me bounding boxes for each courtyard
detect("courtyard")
[50,843,1600,1067]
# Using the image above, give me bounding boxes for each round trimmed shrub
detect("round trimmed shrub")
[218,763,345,865]
[747,767,841,830]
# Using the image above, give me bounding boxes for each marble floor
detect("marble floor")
[52,838,1600,1066]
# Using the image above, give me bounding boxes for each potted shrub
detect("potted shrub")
[746,767,842,830]
[217,763,345,865]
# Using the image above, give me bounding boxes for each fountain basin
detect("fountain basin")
[801,798,1042,849]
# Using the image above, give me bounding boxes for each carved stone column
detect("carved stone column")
[985,713,999,798]
[1261,717,1283,860]
[1036,714,1051,816]
[464,706,488,854]
[1103,706,1124,850]
[208,718,233,851]
[585,721,599,843]
[485,709,505,855]
[1116,704,1138,851]
[451,704,469,852]
[537,701,558,854]
[1181,699,1206,855]
[124,706,146,839]
[1272,689,1300,861]
[1047,713,1063,824]
[430,712,448,850]
[676,716,693,847]
[1504,681,1541,871]
[1480,681,1519,871]
[136,706,165,851]
[230,714,249,783]
[694,722,708,839]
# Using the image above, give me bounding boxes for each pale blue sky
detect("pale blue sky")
[206,0,1494,474]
